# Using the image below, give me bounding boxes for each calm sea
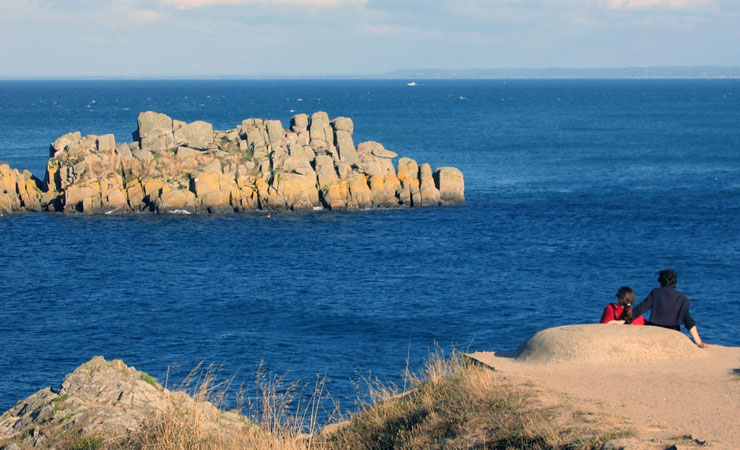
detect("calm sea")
[1,79,739,416]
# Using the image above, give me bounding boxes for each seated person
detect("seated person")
[600,286,645,325]
[628,269,709,348]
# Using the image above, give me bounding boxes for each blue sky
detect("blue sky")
[1,0,738,77]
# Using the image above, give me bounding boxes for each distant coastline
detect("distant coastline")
[2,66,740,80]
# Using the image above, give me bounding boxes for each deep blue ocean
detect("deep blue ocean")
[1,79,739,418]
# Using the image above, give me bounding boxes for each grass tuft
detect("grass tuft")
[70,435,103,450]
[53,393,69,413]
[322,348,629,450]
[140,373,158,387]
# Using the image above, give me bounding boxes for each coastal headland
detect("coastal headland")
[2,325,738,449]
[0,111,464,215]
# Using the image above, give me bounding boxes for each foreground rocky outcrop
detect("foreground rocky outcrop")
[0,111,464,215]
[0,356,250,449]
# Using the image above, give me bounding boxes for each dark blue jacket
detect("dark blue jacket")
[631,286,696,330]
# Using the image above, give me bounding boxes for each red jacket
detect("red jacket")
[600,303,645,325]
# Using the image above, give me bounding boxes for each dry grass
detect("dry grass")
[80,351,629,450]
[322,349,631,449]
[111,362,331,450]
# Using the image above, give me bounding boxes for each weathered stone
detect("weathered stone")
[50,131,82,156]
[346,173,372,209]
[291,113,309,132]
[336,161,352,180]
[0,110,462,215]
[174,121,213,150]
[96,133,116,153]
[272,170,319,210]
[315,155,338,189]
[266,120,285,145]
[156,189,197,213]
[132,148,153,162]
[309,111,330,145]
[397,157,420,206]
[321,181,348,210]
[140,134,175,153]
[176,146,201,159]
[419,163,441,207]
[137,111,172,139]
[116,142,133,161]
[331,116,354,135]
[369,172,401,208]
[334,130,358,165]
[0,356,254,446]
[434,166,465,205]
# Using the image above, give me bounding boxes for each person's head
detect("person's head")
[658,269,678,287]
[616,286,635,322]
[616,286,635,307]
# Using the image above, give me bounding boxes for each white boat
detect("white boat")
[407,81,416,86]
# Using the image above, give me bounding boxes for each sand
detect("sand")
[466,324,740,449]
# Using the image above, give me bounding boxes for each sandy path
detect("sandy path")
[467,326,740,449]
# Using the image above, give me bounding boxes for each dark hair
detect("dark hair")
[616,286,635,322]
[658,269,677,287]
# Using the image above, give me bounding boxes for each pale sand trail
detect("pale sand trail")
[467,325,740,449]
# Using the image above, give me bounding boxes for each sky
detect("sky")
[0,0,738,77]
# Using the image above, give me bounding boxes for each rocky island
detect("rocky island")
[0,112,464,215]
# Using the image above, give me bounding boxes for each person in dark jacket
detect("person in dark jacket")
[629,269,709,348]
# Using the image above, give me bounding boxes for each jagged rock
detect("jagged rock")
[418,163,441,207]
[156,189,197,213]
[0,164,44,214]
[356,142,396,178]
[315,155,338,188]
[397,157,421,206]
[116,142,133,161]
[273,170,319,210]
[434,167,465,205]
[96,134,116,153]
[266,120,285,145]
[334,130,359,165]
[137,111,174,152]
[0,111,463,215]
[137,111,172,140]
[347,173,373,209]
[0,356,252,448]
[132,148,153,162]
[309,111,334,151]
[174,120,213,150]
[291,113,309,132]
[331,116,354,135]
[50,131,82,156]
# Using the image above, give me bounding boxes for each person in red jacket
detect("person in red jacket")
[600,286,645,325]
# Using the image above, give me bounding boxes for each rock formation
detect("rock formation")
[513,324,706,364]
[0,164,44,215]
[0,112,464,215]
[0,356,250,449]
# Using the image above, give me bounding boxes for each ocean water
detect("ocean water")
[1,79,739,417]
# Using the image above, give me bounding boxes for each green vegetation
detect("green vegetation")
[140,372,158,387]
[70,435,103,450]
[53,393,69,413]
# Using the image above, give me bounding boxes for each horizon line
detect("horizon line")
[2,65,740,81]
